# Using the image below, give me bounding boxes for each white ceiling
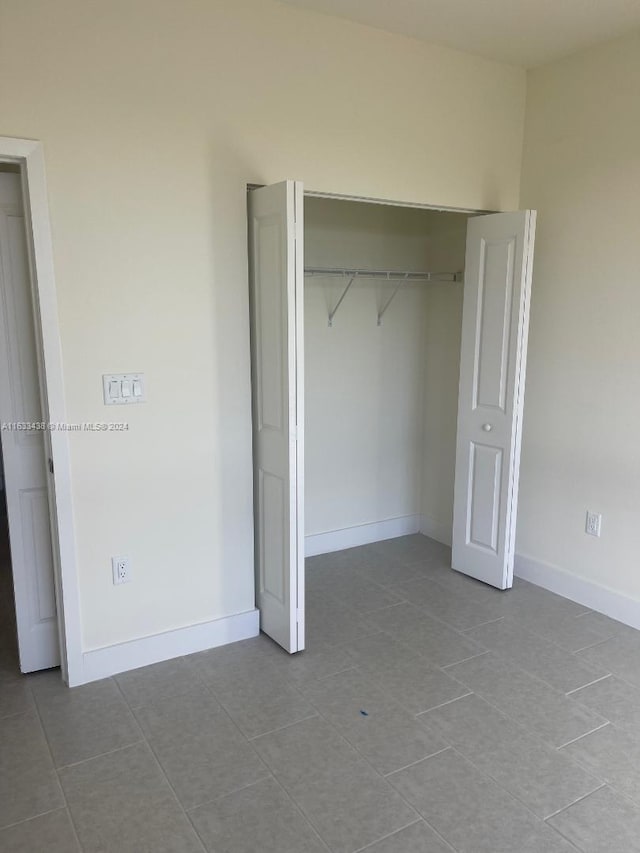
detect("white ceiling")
[281,0,640,67]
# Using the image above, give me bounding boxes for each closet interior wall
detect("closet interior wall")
[304,197,470,553]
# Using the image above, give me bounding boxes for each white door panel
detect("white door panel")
[452,210,536,589]
[0,173,59,671]
[248,181,304,653]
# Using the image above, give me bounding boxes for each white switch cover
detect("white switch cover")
[103,373,145,405]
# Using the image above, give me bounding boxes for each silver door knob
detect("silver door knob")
[482,423,493,432]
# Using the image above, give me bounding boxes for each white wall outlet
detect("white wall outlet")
[112,555,132,584]
[585,511,602,537]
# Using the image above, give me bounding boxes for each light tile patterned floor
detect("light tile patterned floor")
[3,534,640,851]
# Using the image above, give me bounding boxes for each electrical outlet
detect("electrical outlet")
[112,556,132,584]
[585,511,602,538]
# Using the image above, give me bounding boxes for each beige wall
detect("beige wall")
[519,31,640,600]
[0,0,526,651]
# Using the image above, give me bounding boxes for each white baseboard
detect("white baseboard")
[515,553,640,631]
[420,514,452,547]
[78,609,260,686]
[305,515,421,557]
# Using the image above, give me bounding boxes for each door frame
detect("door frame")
[0,136,82,686]
[247,182,504,633]
[299,189,534,589]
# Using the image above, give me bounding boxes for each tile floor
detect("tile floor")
[3,534,640,851]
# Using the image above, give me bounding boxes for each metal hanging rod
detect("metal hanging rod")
[305,266,462,282]
[304,267,463,327]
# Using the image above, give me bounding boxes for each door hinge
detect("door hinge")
[296,608,302,623]
[48,457,54,475]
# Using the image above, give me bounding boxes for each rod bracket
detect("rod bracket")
[377,273,410,326]
[328,275,356,327]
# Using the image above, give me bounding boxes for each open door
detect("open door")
[248,181,305,652]
[452,210,536,589]
[0,173,60,671]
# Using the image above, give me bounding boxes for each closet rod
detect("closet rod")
[305,266,463,282]
[304,266,464,327]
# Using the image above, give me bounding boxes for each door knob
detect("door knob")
[482,423,493,432]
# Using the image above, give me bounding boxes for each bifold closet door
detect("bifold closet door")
[248,181,305,653]
[452,210,536,590]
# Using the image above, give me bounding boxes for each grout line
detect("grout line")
[543,782,608,821]
[355,817,459,853]
[55,739,147,771]
[415,692,474,716]
[0,706,36,723]
[141,739,208,853]
[565,674,612,696]
[184,775,278,815]
[556,721,611,750]
[261,772,333,852]
[111,677,153,724]
[601,668,640,696]
[572,637,615,654]
[460,617,505,633]
[383,746,452,777]
[185,813,218,853]
[248,713,320,741]
[543,820,587,852]
[385,747,453,780]
[350,818,425,853]
[185,766,274,812]
[0,806,65,833]
[299,664,359,685]
[441,650,490,670]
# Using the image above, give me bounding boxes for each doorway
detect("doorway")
[0,137,84,686]
[248,182,536,656]
[0,167,59,674]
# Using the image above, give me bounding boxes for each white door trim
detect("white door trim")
[0,136,82,686]
[248,183,488,215]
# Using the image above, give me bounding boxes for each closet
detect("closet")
[303,197,469,560]
[248,182,536,656]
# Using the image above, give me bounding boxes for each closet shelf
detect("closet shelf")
[304,266,464,327]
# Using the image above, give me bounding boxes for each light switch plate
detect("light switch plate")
[103,373,145,405]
